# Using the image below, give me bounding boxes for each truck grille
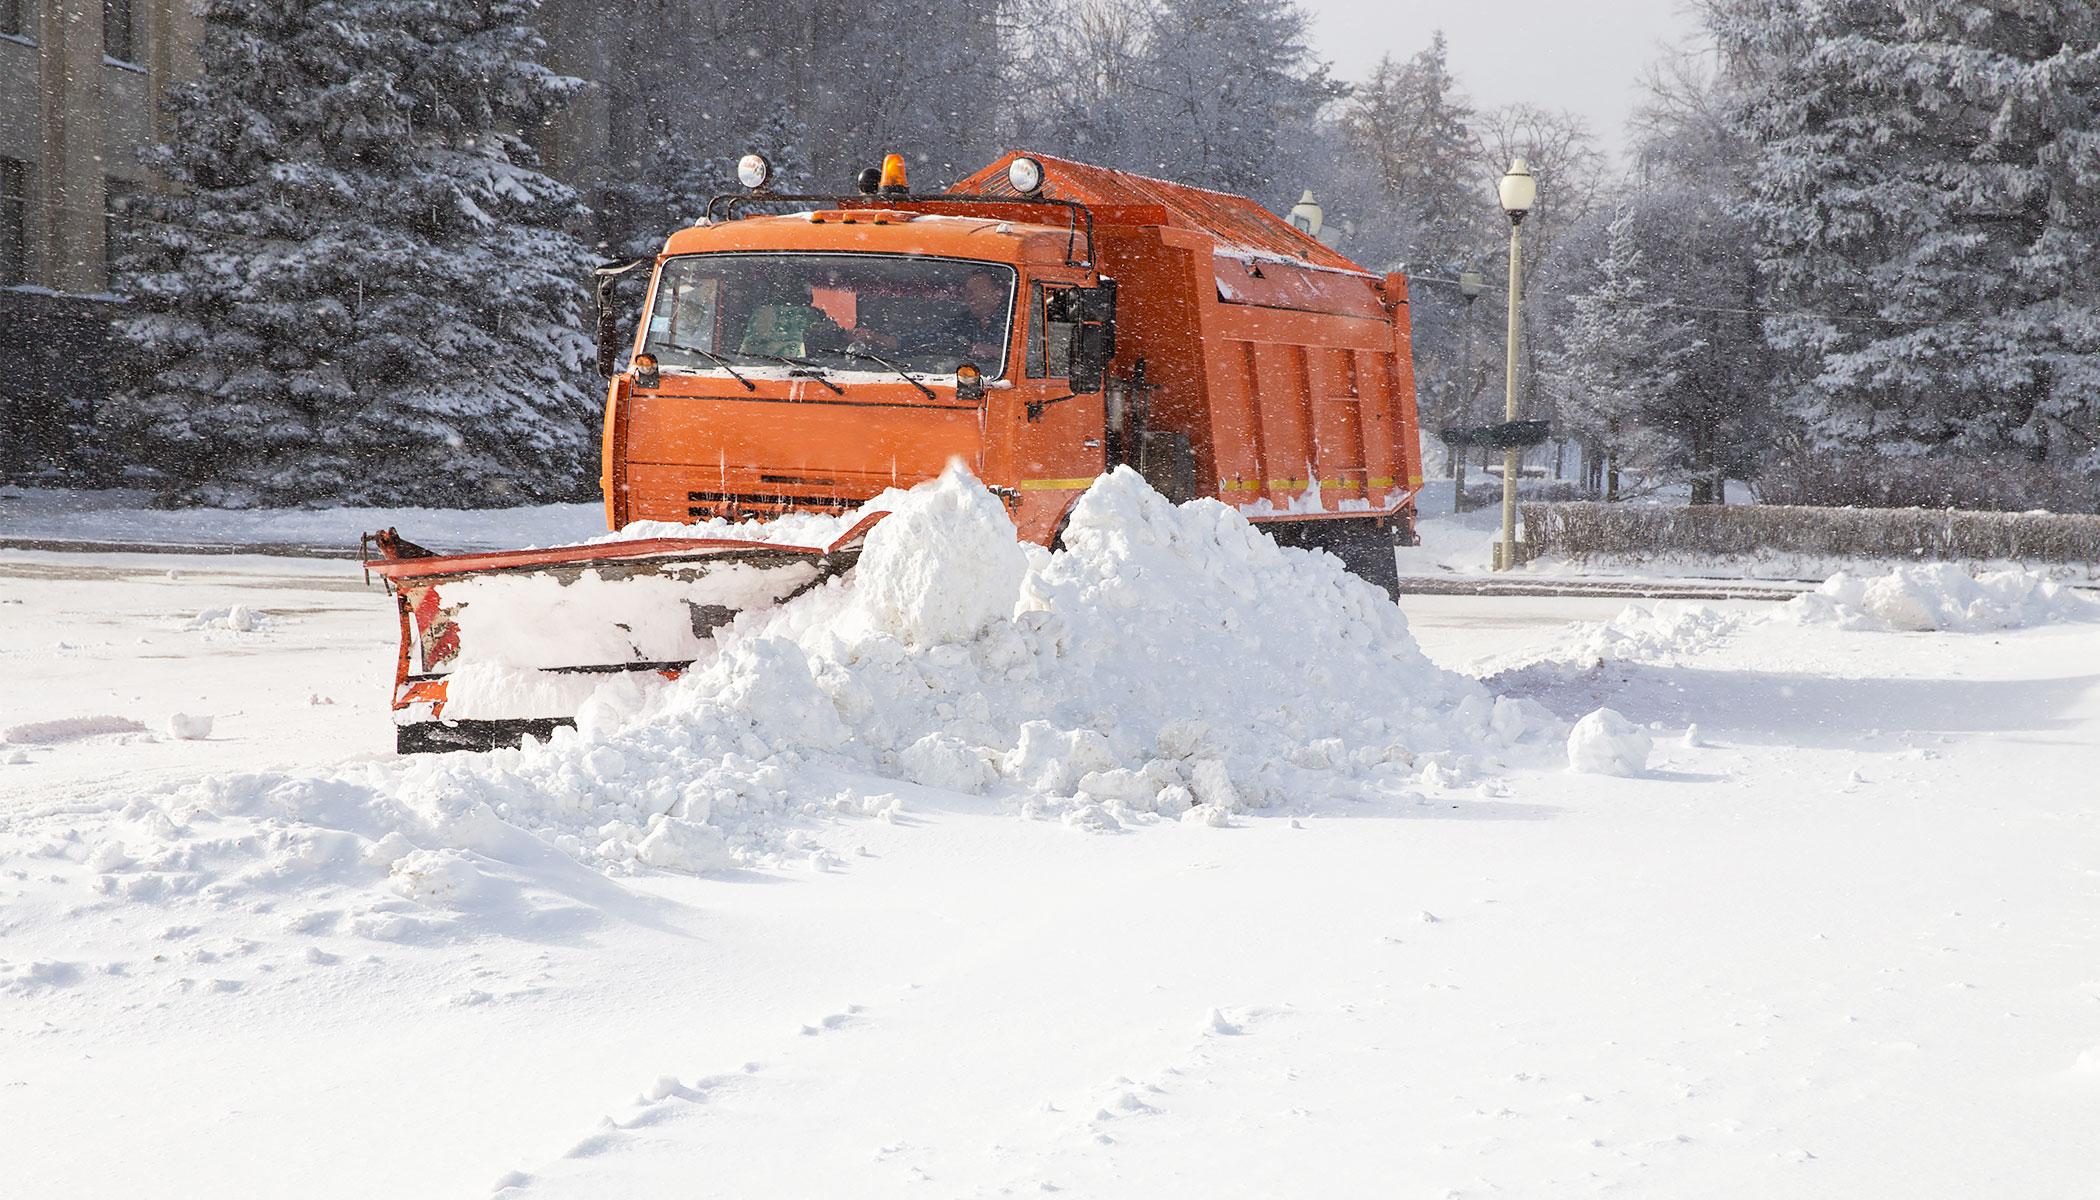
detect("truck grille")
[687,489,858,519]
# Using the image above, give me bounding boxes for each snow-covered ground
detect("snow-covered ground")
[0,484,605,552]
[4,474,2100,1198]
[10,478,2090,588]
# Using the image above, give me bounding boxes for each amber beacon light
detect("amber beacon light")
[879,154,910,195]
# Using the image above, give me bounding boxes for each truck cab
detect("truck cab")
[603,197,1116,545]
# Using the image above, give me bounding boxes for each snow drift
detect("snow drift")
[1536,566,2094,676]
[1782,563,2100,631]
[11,468,1554,948]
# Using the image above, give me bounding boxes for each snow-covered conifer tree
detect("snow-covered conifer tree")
[112,0,599,507]
[1023,0,1339,208]
[1549,205,1700,497]
[1537,46,1773,502]
[1714,0,2100,493]
[1135,0,1342,204]
[607,110,816,262]
[1336,33,1480,269]
[1328,33,1487,442]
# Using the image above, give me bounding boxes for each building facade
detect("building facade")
[0,0,197,293]
[0,0,634,299]
[2,0,196,479]
[0,0,663,481]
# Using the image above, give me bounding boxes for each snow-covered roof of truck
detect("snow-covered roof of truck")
[951,152,1371,277]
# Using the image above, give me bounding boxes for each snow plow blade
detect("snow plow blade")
[363,513,885,754]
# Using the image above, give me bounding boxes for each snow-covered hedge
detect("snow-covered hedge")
[1523,502,2100,565]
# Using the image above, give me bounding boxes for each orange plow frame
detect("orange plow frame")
[363,512,886,753]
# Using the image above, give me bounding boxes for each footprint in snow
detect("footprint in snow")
[800,1003,865,1036]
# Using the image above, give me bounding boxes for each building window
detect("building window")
[0,0,26,41]
[103,176,141,273]
[102,0,133,62]
[1,158,27,287]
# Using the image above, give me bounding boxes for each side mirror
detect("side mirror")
[1061,278,1117,394]
[593,259,652,379]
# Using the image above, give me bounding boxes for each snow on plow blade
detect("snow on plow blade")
[363,513,885,754]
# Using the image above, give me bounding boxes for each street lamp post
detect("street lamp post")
[1288,191,1323,238]
[1494,158,1536,571]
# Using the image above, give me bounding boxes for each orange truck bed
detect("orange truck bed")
[957,154,1424,533]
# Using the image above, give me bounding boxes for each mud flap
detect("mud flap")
[1253,508,1414,601]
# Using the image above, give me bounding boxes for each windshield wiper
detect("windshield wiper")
[671,346,756,391]
[842,350,937,401]
[734,351,845,395]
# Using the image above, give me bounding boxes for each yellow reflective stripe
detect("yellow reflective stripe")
[1219,477,1399,491]
[1017,478,1097,490]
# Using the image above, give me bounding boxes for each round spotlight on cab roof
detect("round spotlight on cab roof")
[1007,156,1046,197]
[736,153,773,191]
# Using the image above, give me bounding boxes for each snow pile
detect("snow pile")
[1560,600,1744,664]
[3,715,149,745]
[1536,567,2093,675]
[1783,564,2100,631]
[167,713,215,741]
[183,604,269,633]
[27,467,1558,945]
[600,492,909,549]
[1566,708,1651,776]
[513,464,1546,841]
[851,476,1028,645]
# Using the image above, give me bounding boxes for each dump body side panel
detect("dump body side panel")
[1089,223,1420,519]
[1377,272,1425,498]
[1128,245,1410,511]
[1205,286,1413,508]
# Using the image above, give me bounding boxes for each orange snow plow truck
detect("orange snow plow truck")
[366,152,1425,753]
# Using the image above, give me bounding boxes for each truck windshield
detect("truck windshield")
[643,253,1016,379]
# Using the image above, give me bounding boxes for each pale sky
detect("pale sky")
[1295,0,1700,164]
